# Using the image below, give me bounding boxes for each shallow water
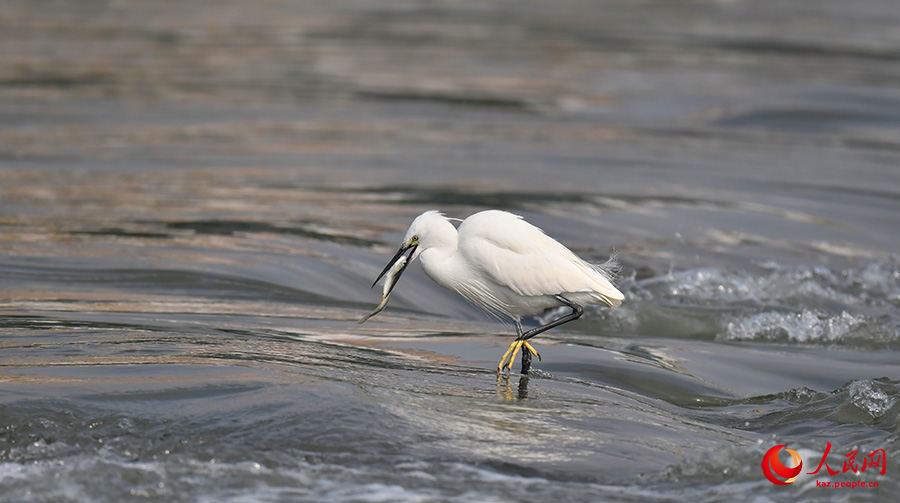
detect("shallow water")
[1,1,899,502]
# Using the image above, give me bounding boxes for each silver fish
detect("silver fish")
[358,255,408,324]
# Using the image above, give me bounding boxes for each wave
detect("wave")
[592,258,900,347]
[722,309,898,346]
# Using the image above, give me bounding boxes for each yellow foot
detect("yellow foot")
[522,341,540,361]
[497,340,522,374]
[497,340,541,374]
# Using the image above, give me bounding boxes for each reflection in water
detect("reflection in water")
[518,375,530,400]
[497,374,531,401]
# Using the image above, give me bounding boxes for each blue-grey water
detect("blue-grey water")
[1,1,899,502]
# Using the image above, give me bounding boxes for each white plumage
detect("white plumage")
[362,209,624,373]
[414,210,622,317]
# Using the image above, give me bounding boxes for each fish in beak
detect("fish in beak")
[358,241,418,323]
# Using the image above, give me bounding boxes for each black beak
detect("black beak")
[372,242,417,289]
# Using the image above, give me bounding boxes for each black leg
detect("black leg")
[520,346,532,374]
[514,319,532,374]
[518,295,584,342]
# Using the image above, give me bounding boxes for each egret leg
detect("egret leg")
[519,295,584,342]
[515,319,530,374]
[497,320,524,373]
[497,316,556,375]
[507,296,581,374]
[520,341,542,373]
[497,340,542,374]
[520,344,532,374]
[497,339,523,373]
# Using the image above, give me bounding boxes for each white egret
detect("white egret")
[360,210,624,374]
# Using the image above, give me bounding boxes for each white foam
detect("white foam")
[848,380,895,419]
[630,258,900,309]
[611,259,900,346]
[721,310,882,344]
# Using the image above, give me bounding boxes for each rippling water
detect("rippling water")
[2,1,899,502]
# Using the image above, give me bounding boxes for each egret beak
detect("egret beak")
[358,242,417,324]
[372,242,417,291]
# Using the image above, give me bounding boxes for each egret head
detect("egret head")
[402,210,457,261]
[372,210,453,286]
[363,211,457,322]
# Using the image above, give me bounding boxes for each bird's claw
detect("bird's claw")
[524,341,541,361]
[497,340,520,374]
[497,339,540,374]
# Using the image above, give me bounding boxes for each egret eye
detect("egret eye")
[412,234,419,243]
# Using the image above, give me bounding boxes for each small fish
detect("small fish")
[358,256,408,324]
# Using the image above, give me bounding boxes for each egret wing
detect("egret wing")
[458,211,622,305]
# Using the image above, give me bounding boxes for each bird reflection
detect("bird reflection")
[497,373,530,400]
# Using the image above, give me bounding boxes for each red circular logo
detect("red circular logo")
[762,445,803,485]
